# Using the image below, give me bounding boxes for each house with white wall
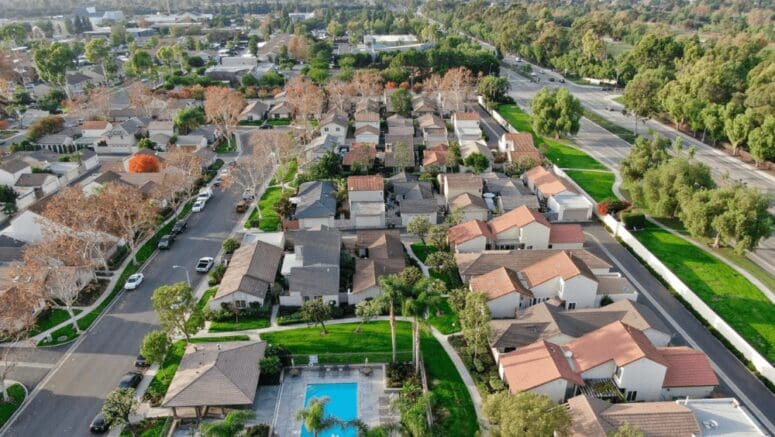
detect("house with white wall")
[354,111,380,131]
[347,175,385,229]
[0,159,31,186]
[280,229,341,306]
[452,112,481,143]
[348,230,405,304]
[319,113,348,144]
[292,181,337,230]
[209,241,283,309]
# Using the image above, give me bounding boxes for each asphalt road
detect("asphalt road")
[3,181,243,437]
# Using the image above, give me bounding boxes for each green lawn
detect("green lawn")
[209,314,270,332]
[613,96,625,105]
[28,308,82,337]
[421,330,479,436]
[197,288,216,309]
[0,384,25,427]
[428,299,460,335]
[244,186,282,231]
[144,340,186,404]
[564,170,617,202]
[268,118,291,126]
[120,418,170,437]
[214,137,237,154]
[633,222,775,362]
[410,243,437,263]
[409,243,462,288]
[497,104,607,170]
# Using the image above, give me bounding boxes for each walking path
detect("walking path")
[403,243,431,277]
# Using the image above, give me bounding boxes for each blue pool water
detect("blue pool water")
[301,383,358,437]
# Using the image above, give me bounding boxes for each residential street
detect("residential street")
[2,181,243,437]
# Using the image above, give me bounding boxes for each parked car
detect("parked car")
[196,193,211,203]
[89,412,109,433]
[135,354,150,368]
[196,257,215,273]
[198,187,213,200]
[192,199,206,212]
[118,371,142,389]
[213,176,222,187]
[242,189,255,200]
[171,220,187,235]
[158,235,174,250]
[235,200,248,213]
[559,78,566,83]
[124,273,144,290]
[548,77,555,82]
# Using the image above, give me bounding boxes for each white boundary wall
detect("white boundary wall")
[602,213,775,384]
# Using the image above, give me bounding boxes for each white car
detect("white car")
[196,257,215,273]
[124,273,144,290]
[192,199,207,212]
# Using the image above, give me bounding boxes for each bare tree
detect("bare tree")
[128,82,168,118]
[0,267,39,402]
[43,266,85,334]
[288,35,309,60]
[440,67,475,112]
[65,85,112,120]
[285,76,324,138]
[160,148,203,208]
[98,183,159,264]
[204,86,246,143]
[324,80,355,114]
[351,70,383,97]
[223,132,274,213]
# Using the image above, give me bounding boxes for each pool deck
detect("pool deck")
[261,366,394,436]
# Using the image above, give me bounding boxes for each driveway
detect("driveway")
[2,183,244,437]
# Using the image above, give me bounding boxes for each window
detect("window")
[324,127,329,132]
[626,391,637,401]
[235,300,247,308]
[303,296,310,302]
[614,366,623,380]
[567,302,576,310]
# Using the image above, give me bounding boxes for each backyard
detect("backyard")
[410,243,463,288]
[633,221,775,362]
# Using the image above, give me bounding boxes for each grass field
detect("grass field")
[409,243,462,288]
[633,222,775,362]
[28,308,82,337]
[564,170,617,202]
[0,384,25,427]
[245,186,282,231]
[428,299,460,335]
[209,314,270,332]
[261,322,478,436]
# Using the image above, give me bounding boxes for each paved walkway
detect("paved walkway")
[403,242,430,277]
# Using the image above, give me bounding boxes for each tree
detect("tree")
[403,277,444,373]
[747,116,775,166]
[355,299,380,334]
[32,42,74,89]
[439,67,475,112]
[377,274,410,362]
[125,50,154,78]
[351,70,383,97]
[619,135,671,183]
[140,330,171,365]
[127,154,161,173]
[308,151,343,180]
[425,251,456,276]
[427,224,451,251]
[623,68,668,134]
[724,111,755,156]
[163,148,203,202]
[710,184,773,254]
[84,38,110,70]
[631,158,714,218]
[151,282,203,343]
[530,87,583,138]
[407,217,431,244]
[609,423,644,437]
[285,76,324,138]
[448,288,468,313]
[300,298,333,335]
[581,29,606,61]
[42,265,85,334]
[390,88,412,117]
[127,82,162,118]
[460,292,491,360]
[478,76,510,105]
[98,183,158,263]
[391,141,414,170]
[199,410,255,437]
[464,152,490,174]
[27,115,64,141]
[393,383,432,437]
[324,80,355,114]
[0,284,37,403]
[483,391,571,437]
[102,388,138,435]
[295,397,341,437]
[222,238,241,255]
[204,86,246,142]
[174,106,206,134]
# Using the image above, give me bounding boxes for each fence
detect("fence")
[477,96,518,134]
[602,214,775,384]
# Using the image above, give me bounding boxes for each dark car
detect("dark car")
[171,220,187,235]
[559,78,566,83]
[548,77,555,82]
[135,354,150,368]
[89,413,108,433]
[157,234,174,250]
[118,371,143,389]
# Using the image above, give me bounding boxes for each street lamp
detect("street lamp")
[172,265,191,288]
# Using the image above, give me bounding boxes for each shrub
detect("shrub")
[259,356,282,376]
[244,424,270,437]
[488,375,505,392]
[128,154,161,173]
[386,362,417,388]
[222,238,241,254]
[599,295,614,306]
[208,264,227,285]
[621,212,646,229]
[597,198,631,215]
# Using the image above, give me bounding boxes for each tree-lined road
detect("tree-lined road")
[2,182,243,437]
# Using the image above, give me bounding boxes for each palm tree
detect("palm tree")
[377,274,409,362]
[295,397,341,437]
[404,278,444,374]
[198,410,254,437]
[349,419,401,437]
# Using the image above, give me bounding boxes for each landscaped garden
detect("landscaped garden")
[0,384,25,427]
[244,186,282,231]
[632,221,775,362]
[427,299,461,335]
[409,243,463,288]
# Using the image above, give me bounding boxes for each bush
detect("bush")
[597,198,631,215]
[244,424,270,437]
[386,362,417,388]
[208,264,227,285]
[222,238,241,254]
[488,375,505,392]
[621,212,646,229]
[259,356,282,376]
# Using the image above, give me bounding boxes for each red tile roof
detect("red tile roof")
[347,175,384,192]
[470,266,533,300]
[448,219,494,245]
[489,205,550,234]
[549,224,585,245]
[659,347,719,388]
[500,340,585,393]
[564,321,669,372]
[343,143,377,166]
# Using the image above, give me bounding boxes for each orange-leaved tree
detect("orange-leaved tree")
[128,154,161,173]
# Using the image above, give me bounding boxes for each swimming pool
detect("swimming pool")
[301,383,358,437]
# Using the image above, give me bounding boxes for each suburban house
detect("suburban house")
[14,173,60,199]
[354,111,380,131]
[459,140,493,173]
[348,175,386,229]
[412,95,437,116]
[348,230,406,304]
[549,193,595,222]
[96,118,147,155]
[208,241,284,310]
[304,134,339,165]
[342,143,377,170]
[483,173,540,211]
[452,112,482,143]
[383,135,415,170]
[148,120,174,138]
[457,249,638,311]
[499,133,542,167]
[240,100,269,122]
[390,178,437,226]
[280,229,341,306]
[268,101,292,120]
[448,220,495,253]
[319,113,348,144]
[498,321,718,403]
[488,300,672,361]
[386,114,414,133]
[162,341,267,419]
[35,134,76,153]
[423,127,448,148]
[449,192,489,222]
[355,125,380,144]
[523,166,594,222]
[291,181,337,229]
[81,120,112,138]
[422,143,450,171]
[174,135,208,151]
[440,173,483,203]
[0,158,31,186]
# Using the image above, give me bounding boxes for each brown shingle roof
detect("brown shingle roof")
[213,241,283,302]
[489,205,550,234]
[500,340,585,393]
[454,112,480,121]
[549,224,585,244]
[470,267,532,301]
[347,175,384,192]
[659,347,719,388]
[83,120,109,130]
[162,341,267,408]
[342,143,377,166]
[353,258,406,294]
[354,110,380,122]
[357,230,403,259]
[524,165,551,181]
[448,219,494,245]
